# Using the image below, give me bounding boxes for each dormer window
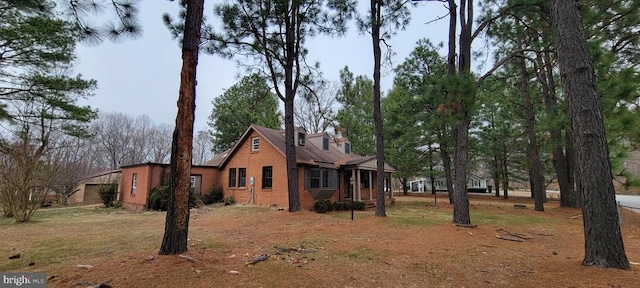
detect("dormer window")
[345,142,351,154]
[298,132,306,146]
[322,137,329,150]
[251,137,259,152]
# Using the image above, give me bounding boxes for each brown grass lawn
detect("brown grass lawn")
[1,195,639,288]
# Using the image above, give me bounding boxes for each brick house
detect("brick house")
[119,163,220,210]
[212,124,395,210]
[118,124,395,210]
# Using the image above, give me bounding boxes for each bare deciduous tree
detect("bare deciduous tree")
[89,112,173,169]
[294,81,337,134]
[45,133,92,205]
[192,130,212,165]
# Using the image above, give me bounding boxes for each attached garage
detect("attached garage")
[71,170,121,205]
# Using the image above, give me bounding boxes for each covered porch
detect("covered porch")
[339,157,395,202]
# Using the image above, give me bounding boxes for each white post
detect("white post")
[617,201,623,227]
[351,169,360,201]
[369,171,373,200]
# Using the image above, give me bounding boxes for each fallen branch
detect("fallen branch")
[179,254,196,262]
[570,214,582,219]
[496,229,532,240]
[496,235,523,242]
[248,254,268,265]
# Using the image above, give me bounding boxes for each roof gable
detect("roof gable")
[216,124,393,171]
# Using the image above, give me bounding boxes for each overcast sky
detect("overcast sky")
[74,1,481,132]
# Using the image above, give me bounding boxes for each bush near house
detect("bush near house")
[149,184,197,211]
[201,187,224,205]
[98,183,118,208]
[313,199,333,213]
[314,200,366,213]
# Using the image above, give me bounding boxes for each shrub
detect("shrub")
[149,184,197,211]
[201,187,224,205]
[225,195,235,205]
[332,201,366,211]
[313,199,333,213]
[324,199,333,212]
[98,183,118,208]
[353,201,366,211]
[313,200,328,213]
[333,201,348,211]
[112,201,122,209]
[149,184,170,211]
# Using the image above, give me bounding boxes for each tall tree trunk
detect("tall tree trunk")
[566,129,580,207]
[371,0,386,217]
[452,120,471,224]
[284,7,300,212]
[449,0,473,225]
[439,128,454,203]
[537,51,576,207]
[502,156,509,199]
[400,177,408,195]
[159,0,204,255]
[284,97,300,212]
[519,57,545,212]
[550,0,629,269]
[493,156,500,197]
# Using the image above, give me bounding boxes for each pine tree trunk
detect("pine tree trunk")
[452,120,471,224]
[565,129,579,206]
[550,0,629,269]
[284,97,300,212]
[493,156,500,197]
[502,157,509,200]
[439,128,454,203]
[159,0,204,255]
[284,7,300,212]
[519,57,545,211]
[371,0,386,217]
[538,51,576,207]
[449,0,473,225]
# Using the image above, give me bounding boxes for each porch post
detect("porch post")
[356,169,362,201]
[352,169,356,202]
[368,170,373,200]
[386,173,392,198]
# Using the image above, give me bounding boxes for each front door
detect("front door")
[343,170,352,200]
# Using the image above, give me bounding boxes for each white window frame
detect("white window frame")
[131,173,138,195]
[251,137,260,152]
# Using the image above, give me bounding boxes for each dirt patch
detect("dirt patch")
[7,195,640,287]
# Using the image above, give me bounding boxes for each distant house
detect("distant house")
[407,174,488,193]
[118,163,220,210]
[211,124,396,210]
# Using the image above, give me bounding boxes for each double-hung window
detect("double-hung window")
[238,168,247,187]
[229,168,237,187]
[262,166,273,189]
